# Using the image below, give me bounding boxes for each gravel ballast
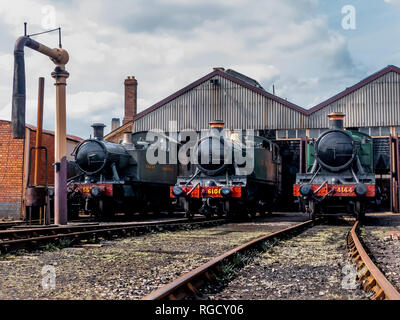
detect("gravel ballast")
[0,213,308,300]
[202,222,369,300]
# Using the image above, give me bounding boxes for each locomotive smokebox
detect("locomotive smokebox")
[92,123,106,140]
[328,112,345,130]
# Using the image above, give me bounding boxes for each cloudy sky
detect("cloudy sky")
[0,0,400,138]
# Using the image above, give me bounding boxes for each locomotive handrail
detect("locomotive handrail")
[313,180,328,195]
[185,169,200,186]
[351,167,360,183]
[187,182,200,196]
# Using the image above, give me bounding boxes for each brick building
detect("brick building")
[0,120,82,220]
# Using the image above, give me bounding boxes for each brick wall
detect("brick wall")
[0,121,81,220]
[0,121,25,219]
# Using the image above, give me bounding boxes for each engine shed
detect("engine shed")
[105,65,400,212]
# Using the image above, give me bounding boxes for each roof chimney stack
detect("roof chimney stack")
[111,118,120,131]
[123,76,137,125]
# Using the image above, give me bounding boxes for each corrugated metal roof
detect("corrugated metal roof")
[133,65,400,122]
[107,65,400,135]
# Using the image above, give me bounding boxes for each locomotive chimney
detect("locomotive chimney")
[328,112,345,130]
[209,120,225,132]
[111,118,120,131]
[123,76,137,125]
[92,123,106,140]
[122,132,133,145]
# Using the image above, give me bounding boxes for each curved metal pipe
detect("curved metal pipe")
[12,36,68,138]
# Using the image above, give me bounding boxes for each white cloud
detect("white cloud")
[0,0,362,138]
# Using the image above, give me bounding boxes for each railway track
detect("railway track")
[142,219,315,300]
[143,219,400,300]
[0,217,225,253]
[347,221,400,300]
[0,221,25,230]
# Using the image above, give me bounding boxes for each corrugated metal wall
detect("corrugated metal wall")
[133,71,400,132]
[308,71,400,129]
[133,75,307,132]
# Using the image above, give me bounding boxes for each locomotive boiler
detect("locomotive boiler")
[170,121,282,219]
[294,113,376,220]
[67,124,178,219]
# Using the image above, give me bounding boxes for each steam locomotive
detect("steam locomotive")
[67,124,178,219]
[170,121,282,219]
[294,113,376,220]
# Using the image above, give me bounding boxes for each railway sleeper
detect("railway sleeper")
[362,276,376,291]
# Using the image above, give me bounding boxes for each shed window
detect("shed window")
[288,130,296,139]
[370,127,380,137]
[309,129,319,139]
[359,128,369,135]
[277,130,287,139]
[381,127,390,137]
[297,130,306,138]
[396,127,400,135]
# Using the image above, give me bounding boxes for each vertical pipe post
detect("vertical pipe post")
[396,135,400,213]
[299,138,306,174]
[51,66,69,225]
[34,77,44,186]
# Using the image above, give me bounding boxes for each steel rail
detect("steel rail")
[0,221,25,230]
[348,221,400,300]
[142,219,314,300]
[0,218,225,253]
[0,217,212,241]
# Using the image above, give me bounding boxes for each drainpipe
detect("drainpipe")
[11,35,69,225]
[34,77,44,186]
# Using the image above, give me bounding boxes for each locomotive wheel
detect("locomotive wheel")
[183,199,194,220]
[247,207,257,219]
[223,200,230,216]
[355,201,366,222]
[97,199,114,221]
[67,205,80,220]
[308,200,318,221]
[185,210,194,220]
